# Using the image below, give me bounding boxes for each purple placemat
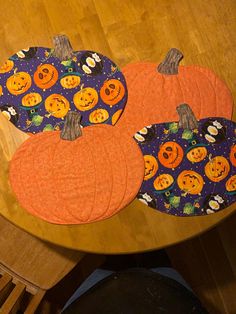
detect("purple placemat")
[134,118,236,216]
[0,47,127,133]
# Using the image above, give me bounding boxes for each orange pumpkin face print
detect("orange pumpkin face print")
[230,144,236,167]
[45,94,70,118]
[205,156,230,182]
[60,75,81,89]
[158,141,184,169]
[0,60,14,73]
[154,174,174,191]
[226,175,236,193]
[186,146,208,163]
[6,70,32,95]
[134,115,236,217]
[34,64,58,89]
[0,39,128,135]
[22,93,42,108]
[89,109,109,124]
[144,155,158,181]
[100,79,125,106]
[177,170,204,195]
[73,86,98,111]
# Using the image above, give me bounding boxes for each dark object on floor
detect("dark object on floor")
[63,268,208,314]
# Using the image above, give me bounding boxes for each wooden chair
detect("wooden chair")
[0,214,84,313]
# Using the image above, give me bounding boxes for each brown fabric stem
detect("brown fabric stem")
[61,112,82,141]
[157,48,183,75]
[176,103,198,130]
[52,34,75,61]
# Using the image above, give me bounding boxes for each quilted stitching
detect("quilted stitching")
[116,63,233,136]
[9,125,144,224]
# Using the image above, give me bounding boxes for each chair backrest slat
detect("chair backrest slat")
[25,289,46,314]
[1,281,25,313]
[0,215,84,312]
[0,273,12,292]
[0,270,46,313]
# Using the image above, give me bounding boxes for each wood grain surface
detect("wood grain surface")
[0,214,83,291]
[0,0,235,254]
[167,212,236,313]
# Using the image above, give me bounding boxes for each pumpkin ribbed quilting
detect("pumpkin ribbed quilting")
[116,63,233,136]
[9,125,144,224]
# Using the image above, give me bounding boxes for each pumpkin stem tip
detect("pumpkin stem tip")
[157,48,183,75]
[176,103,198,130]
[52,34,75,61]
[61,111,82,141]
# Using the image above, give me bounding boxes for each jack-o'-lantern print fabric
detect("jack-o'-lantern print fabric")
[134,118,236,216]
[0,48,127,133]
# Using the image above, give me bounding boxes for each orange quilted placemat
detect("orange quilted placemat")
[116,49,233,136]
[9,121,144,224]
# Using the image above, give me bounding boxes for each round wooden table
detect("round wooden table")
[0,111,235,254]
[0,0,236,255]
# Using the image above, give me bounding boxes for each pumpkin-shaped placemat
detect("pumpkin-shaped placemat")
[9,112,144,224]
[135,104,236,216]
[116,48,234,136]
[0,35,127,134]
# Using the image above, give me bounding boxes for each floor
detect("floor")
[167,211,236,314]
